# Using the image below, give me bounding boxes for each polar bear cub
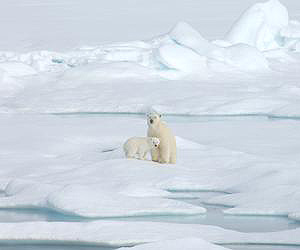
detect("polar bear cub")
[124,137,160,160]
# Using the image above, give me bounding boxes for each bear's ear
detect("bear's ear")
[159,114,162,118]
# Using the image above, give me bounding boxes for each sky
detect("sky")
[1,0,299,51]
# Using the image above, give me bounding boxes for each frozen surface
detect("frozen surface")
[1,0,300,249]
[0,1,300,116]
[225,0,289,50]
[0,114,210,218]
[227,245,300,250]
[1,114,300,243]
[1,219,300,247]
[0,246,111,250]
[119,238,229,250]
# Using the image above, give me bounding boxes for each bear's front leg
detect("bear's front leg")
[151,147,160,162]
[159,143,170,164]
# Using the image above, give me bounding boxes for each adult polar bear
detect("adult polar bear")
[147,112,176,164]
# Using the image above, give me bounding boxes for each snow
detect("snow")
[155,43,208,76]
[296,41,300,51]
[0,0,299,115]
[211,43,269,71]
[46,185,205,218]
[0,114,209,218]
[119,238,229,250]
[289,213,300,221]
[1,108,300,247]
[225,0,289,51]
[0,220,300,247]
[281,20,300,39]
[1,114,300,221]
[168,22,217,56]
[0,62,36,76]
[1,0,300,248]
[207,185,300,216]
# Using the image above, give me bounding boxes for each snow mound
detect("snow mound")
[0,0,300,113]
[212,44,269,71]
[0,62,36,76]
[0,71,21,97]
[225,0,289,51]
[155,43,208,74]
[281,20,300,39]
[176,136,205,150]
[63,61,158,82]
[169,22,216,56]
[280,20,300,51]
[288,212,300,221]
[207,184,300,216]
[46,184,206,218]
[0,220,300,247]
[296,41,300,52]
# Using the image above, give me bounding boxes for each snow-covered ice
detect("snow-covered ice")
[225,0,289,50]
[0,0,299,116]
[0,219,300,247]
[1,0,300,249]
[119,238,230,250]
[1,114,300,222]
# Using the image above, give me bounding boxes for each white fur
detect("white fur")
[123,137,160,160]
[147,112,176,164]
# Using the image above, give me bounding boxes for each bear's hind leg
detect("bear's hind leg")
[169,153,176,164]
[137,149,146,160]
[125,151,135,159]
[169,138,177,164]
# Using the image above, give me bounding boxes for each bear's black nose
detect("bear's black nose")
[155,144,157,147]
[150,119,153,124]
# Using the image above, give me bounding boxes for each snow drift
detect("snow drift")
[225,0,289,50]
[0,0,300,115]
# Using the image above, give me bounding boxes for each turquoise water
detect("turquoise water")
[118,192,300,233]
[0,192,298,233]
[0,192,299,250]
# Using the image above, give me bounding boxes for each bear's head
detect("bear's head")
[150,137,160,148]
[147,112,161,127]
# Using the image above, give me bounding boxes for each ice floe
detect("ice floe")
[1,114,300,222]
[0,220,300,247]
